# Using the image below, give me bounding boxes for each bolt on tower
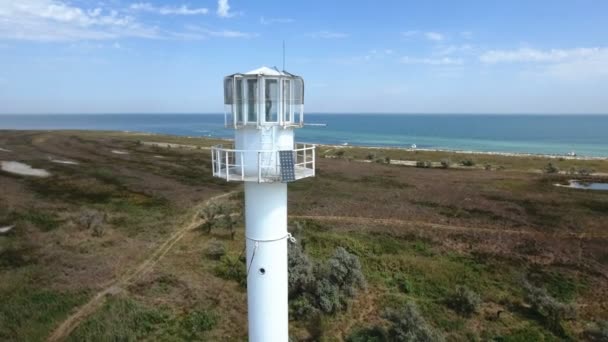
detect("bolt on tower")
[211,66,315,341]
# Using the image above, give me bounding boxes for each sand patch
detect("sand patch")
[0,147,12,152]
[1,161,50,177]
[51,159,79,165]
[153,155,164,159]
[111,150,129,155]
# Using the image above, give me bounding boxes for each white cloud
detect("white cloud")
[424,32,443,41]
[402,30,445,41]
[217,0,233,18]
[260,16,294,25]
[400,56,463,65]
[0,0,158,41]
[130,3,208,15]
[307,31,349,39]
[480,47,607,64]
[435,44,473,56]
[480,47,608,81]
[180,25,258,39]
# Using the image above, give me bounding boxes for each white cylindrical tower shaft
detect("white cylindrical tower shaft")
[244,182,289,341]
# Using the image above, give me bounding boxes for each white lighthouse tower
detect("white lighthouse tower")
[212,66,315,341]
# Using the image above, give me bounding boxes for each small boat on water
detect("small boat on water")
[411,144,417,149]
[342,142,349,146]
[567,151,577,157]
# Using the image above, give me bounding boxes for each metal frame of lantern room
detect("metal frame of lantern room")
[213,66,314,184]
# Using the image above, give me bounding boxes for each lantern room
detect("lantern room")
[223,66,304,128]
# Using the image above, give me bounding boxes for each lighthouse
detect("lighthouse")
[212,66,315,341]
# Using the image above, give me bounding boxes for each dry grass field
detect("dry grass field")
[1,130,607,341]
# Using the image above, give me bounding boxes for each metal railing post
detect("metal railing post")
[225,151,230,181]
[258,152,262,183]
[312,146,316,176]
[241,151,245,181]
[211,149,215,176]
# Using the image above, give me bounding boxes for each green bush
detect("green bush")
[460,159,475,167]
[440,159,451,169]
[584,320,608,341]
[522,278,576,334]
[214,255,246,287]
[204,239,226,260]
[288,245,366,318]
[347,326,388,342]
[382,302,444,342]
[178,309,217,340]
[416,161,432,168]
[446,285,481,316]
[543,163,559,174]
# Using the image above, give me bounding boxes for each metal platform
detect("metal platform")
[211,143,315,183]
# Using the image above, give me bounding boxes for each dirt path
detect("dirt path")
[47,191,236,342]
[290,215,608,240]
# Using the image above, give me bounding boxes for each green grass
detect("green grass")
[67,296,217,341]
[0,287,89,341]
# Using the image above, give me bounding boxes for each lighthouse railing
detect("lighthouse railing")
[211,144,315,182]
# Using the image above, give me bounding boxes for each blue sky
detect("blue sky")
[1,0,607,114]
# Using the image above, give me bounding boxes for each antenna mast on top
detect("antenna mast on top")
[282,40,286,71]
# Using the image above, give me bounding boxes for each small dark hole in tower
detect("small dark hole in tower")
[259,268,266,275]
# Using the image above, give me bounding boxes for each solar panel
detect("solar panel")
[279,150,296,182]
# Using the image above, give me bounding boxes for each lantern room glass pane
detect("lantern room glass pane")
[282,79,291,123]
[265,79,278,122]
[224,78,233,104]
[235,79,243,123]
[246,79,258,123]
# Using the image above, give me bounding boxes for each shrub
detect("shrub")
[288,246,366,318]
[288,241,314,296]
[218,203,241,240]
[78,209,106,237]
[447,286,481,316]
[416,161,432,168]
[584,320,608,341]
[440,159,450,169]
[199,202,222,233]
[577,168,594,176]
[383,302,444,342]
[460,159,475,167]
[543,163,559,174]
[484,164,492,171]
[366,153,376,160]
[179,309,217,340]
[336,150,345,158]
[204,239,226,260]
[214,255,246,287]
[522,278,576,334]
[346,326,388,342]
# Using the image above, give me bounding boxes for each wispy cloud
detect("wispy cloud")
[0,0,158,41]
[434,44,473,56]
[307,31,349,39]
[217,0,234,18]
[130,3,208,16]
[480,47,606,64]
[424,32,444,41]
[401,56,463,65]
[179,25,258,40]
[259,16,294,25]
[480,47,608,80]
[0,0,253,42]
[402,30,445,41]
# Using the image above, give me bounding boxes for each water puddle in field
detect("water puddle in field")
[1,161,50,177]
[555,180,608,191]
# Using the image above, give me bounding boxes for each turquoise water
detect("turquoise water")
[1,114,608,157]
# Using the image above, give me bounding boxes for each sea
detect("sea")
[1,114,608,157]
